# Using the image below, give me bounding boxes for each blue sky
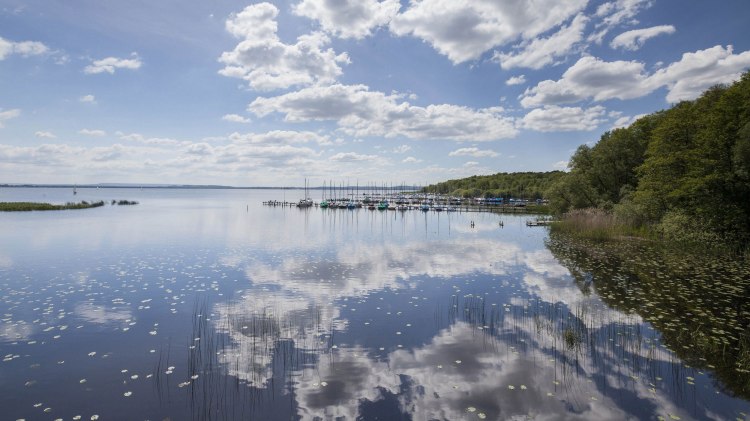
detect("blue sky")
[1,0,749,186]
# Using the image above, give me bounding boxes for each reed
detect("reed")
[0,200,105,211]
[550,208,650,241]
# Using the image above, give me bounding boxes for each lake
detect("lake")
[1,187,748,421]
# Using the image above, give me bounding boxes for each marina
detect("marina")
[262,190,549,214]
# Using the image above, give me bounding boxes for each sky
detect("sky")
[1,0,749,187]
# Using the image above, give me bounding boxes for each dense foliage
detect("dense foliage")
[548,72,750,248]
[423,171,565,199]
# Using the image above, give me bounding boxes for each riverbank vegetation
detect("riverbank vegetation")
[0,201,106,211]
[546,72,750,252]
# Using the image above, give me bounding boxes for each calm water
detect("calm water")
[1,187,748,421]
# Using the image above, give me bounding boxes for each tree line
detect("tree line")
[423,171,565,199]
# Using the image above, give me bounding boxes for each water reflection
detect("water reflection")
[2,189,749,420]
[198,232,749,420]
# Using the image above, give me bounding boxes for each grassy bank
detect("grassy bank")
[550,208,650,241]
[0,201,106,211]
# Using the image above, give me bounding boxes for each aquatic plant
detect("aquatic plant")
[547,231,750,398]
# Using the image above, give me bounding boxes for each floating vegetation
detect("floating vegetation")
[548,230,750,399]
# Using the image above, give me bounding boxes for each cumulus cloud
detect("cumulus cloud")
[79,94,96,104]
[0,108,21,128]
[35,131,56,139]
[520,56,650,107]
[448,147,499,158]
[522,105,607,132]
[521,45,750,107]
[78,128,107,137]
[402,156,422,163]
[218,3,350,91]
[222,113,250,123]
[0,36,49,60]
[505,75,526,86]
[494,14,588,70]
[249,83,518,141]
[293,0,400,39]
[84,53,142,74]
[389,0,587,64]
[649,45,750,102]
[610,25,675,50]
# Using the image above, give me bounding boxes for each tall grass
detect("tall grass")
[550,208,649,241]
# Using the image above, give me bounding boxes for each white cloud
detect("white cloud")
[520,56,650,108]
[505,75,526,86]
[402,156,422,163]
[589,0,653,44]
[522,105,607,132]
[463,160,479,167]
[389,0,587,64]
[448,147,498,158]
[521,45,750,107]
[611,25,675,50]
[552,160,569,171]
[392,144,411,154]
[293,0,400,39]
[494,14,588,70]
[35,131,56,139]
[222,113,250,123]
[329,152,380,162]
[649,45,750,103]
[612,113,647,129]
[117,132,184,146]
[84,53,142,74]
[249,83,518,141]
[228,130,332,146]
[218,3,350,91]
[78,128,107,137]
[79,94,96,104]
[0,108,21,128]
[0,36,49,60]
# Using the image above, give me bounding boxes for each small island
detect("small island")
[0,200,138,211]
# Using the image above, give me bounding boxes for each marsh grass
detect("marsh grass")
[551,208,650,241]
[0,200,105,211]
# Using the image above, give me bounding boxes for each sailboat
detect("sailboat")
[319,181,329,208]
[296,178,313,208]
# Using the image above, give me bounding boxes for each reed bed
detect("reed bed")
[0,200,106,211]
